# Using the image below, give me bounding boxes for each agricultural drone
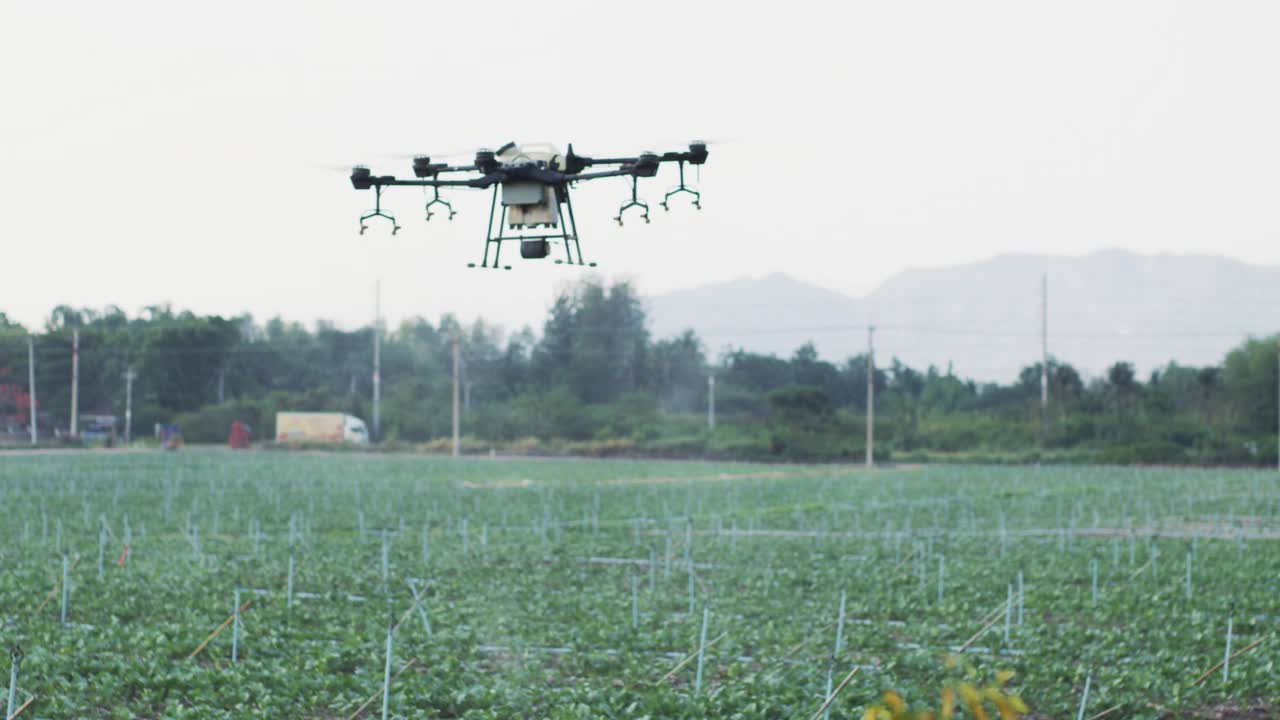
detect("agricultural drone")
[349,141,708,269]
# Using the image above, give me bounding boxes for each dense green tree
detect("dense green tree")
[2,284,1277,466]
[1221,335,1279,433]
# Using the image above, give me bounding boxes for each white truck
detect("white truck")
[275,412,369,445]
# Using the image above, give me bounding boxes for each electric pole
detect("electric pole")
[70,328,79,438]
[27,336,37,445]
[452,334,460,458]
[866,325,875,468]
[707,374,716,431]
[1040,274,1048,450]
[372,279,381,443]
[124,367,136,444]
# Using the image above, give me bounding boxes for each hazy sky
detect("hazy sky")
[3,1,1278,339]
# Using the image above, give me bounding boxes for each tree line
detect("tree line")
[1,280,1277,465]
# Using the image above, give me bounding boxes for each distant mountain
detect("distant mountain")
[646,250,1280,382]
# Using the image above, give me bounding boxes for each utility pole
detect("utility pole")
[707,374,716,431]
[372,279,381,443]
[70,328,79,438]
[866,325,875,468]
[124,367,136,444]
[27,336,37,445]
[1040,274,1048,450]
[452,334,460,458]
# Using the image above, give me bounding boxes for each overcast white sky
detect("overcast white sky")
[3,1,1278,337]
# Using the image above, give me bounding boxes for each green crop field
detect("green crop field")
[0,451,1276,719]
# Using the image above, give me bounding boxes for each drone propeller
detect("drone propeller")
[313,162,367,174]
[376,148,474,161]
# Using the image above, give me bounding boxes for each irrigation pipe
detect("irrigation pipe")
[1189,634,1269,687]
[1125,556,1154,582]
[776,620,838,663]
[391,602,417,632]
[958,607,1009,653]
[5,694,34,720]
[1085,704,1122,720]
[188,600,254,659]
[32,555,80,615]
[346,657,417,720]
[977,591,1023,627]
[654,632,727,686]
[808,665,860,720]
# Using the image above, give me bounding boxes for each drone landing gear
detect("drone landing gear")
[472,185,594,269]
[359,186,401,235]
[614,177,649,226]
[660,160,701,211]
[424,186,456,221]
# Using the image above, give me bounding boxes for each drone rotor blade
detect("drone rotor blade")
[313,162,371,174]
[376,149,475,161]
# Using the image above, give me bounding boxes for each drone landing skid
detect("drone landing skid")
[424,186,456,221]
[469,185,595,270]
[614,177,649,226]
[660,161,701,211]
[359,186,401,235]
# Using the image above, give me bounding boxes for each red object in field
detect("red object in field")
[229,420,252,449]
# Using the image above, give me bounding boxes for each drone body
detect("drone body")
[349,140,708,269]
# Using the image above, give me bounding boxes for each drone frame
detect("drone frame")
[349,141,707,267]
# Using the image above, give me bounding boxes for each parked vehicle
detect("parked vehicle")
[275,412,369,445]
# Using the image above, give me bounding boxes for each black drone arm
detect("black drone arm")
[351,167,505,190]
[569,168,642,182]
[565,141,708,175]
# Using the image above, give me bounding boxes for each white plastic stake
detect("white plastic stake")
[824,590,848,720]
[381,530,390,585]
[422,523,430,565]
[232,588,241,663]
[407,579,432,637]
[664,534,672,580]
[937,555,945,605]
[632,576,639,629]
[381,615,394,720]
[1017,569,1024,626]
[1223,612,1233,683]
[287,553,295,612]
[6,647,18,719]
[1185,552,1192,602]
[1003,582,1012,645]
[694,606,710,695]
[1075,672,1091,720]
[1090,559,1098,607]
[648,548,656,592]
[60,553,69,626]
[685,520,693,567]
